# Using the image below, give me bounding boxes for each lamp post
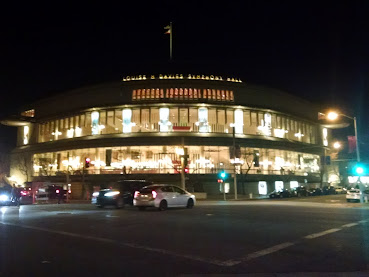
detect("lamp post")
[326,112,360,162]
[326,111,364,203]
[230,124,238,200]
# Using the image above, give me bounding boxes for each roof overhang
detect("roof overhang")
[1,117,35,127]
[321,123,350,129]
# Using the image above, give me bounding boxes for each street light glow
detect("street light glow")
[333,142,341,149]
[327,111,339,120]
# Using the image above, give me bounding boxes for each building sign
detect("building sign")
[123,74,242,83]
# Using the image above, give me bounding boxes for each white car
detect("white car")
[133,185,196,211]
[335,186,346,194]
[346,189,369,202]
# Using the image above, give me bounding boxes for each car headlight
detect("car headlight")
[0,194,9,201]
[104,191,120,197]
[92,192,99,197]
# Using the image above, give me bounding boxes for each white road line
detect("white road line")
[304,228,342,239]
[0,221,224,266]
[223,242,296,266]
[358,220,368,224]
[342,222,359,228]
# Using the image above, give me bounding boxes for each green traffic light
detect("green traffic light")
[220,172,226,178]
[353,164,366,176]
[356,167,364,175]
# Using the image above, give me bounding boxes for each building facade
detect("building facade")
[3,74,330,198]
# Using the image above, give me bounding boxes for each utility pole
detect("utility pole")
[232,126,238,200]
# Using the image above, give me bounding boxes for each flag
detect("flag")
[348,136,356,153]
[164,25,171,34]
[318,112,325,120]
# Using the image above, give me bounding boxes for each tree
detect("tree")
[12,153,33,183]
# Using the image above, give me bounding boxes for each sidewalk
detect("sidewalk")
[202,194,269,201]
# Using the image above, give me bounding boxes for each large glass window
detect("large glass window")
[122,109,132,133]
[159,107,171,132]
[234,109,243,134]
[91,111,99,135]
[198,107,208,133]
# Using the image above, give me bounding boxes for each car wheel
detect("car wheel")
[138,206,146,211]
[116,198,124,209]
[186,198,194,209]
[158,200,168,211]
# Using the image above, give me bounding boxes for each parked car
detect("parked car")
[133,184,196,211]
[269,189,291,199]
[290,186,310,197]
[334,186,347,194]
[91,180,152,208]
[322,186,336,195]
[308,188,323,196]
[346,189,369,202]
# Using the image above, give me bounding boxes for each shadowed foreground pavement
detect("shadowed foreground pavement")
[0,197,368,276]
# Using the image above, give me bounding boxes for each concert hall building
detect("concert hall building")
[2,73,329,198]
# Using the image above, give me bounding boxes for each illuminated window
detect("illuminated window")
[21,109,35,117]
[184,88,188,99]
[275,181,284,192]
[23,125,29,144]
[156,89,160,99]
[146,89,150,99]
[258,181,267,195]
[170,88,174,98]
[165,89,169,98]
[175,88,179,98]
[221,90,226,100]
[226,90,229,100]
[137,89,141,100]
[160,89,164,98]
[212,89,216,100]
[323,128,328,146]
[203,89,207,99]
[179,88,183,98]
[207,89,212,100]
[122,109,132,133]
[132,90,136,100]
[217,90,221,100]
[230,91,234,101]
[290,181,298,189]
[189,88,193,99]
[159,108,171,132]
[91,111,99,135]
[141,89,145,99]
[234,109,243,134]
[151,89,155,99]
[198,108,209,133]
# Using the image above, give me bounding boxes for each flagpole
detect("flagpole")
[170,22,173,61]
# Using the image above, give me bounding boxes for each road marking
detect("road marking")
[223,242,296,266]
[304,228,342,239]
[358,220,368,224]
[0,221,225,266]
[342,222,359,228]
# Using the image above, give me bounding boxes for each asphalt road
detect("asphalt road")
[1,196,369,276]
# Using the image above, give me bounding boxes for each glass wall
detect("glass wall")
[38,105,318,145]
[33,146,320,177]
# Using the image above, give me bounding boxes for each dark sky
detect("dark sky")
[0,0,368,152]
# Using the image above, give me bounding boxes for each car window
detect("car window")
[172,186,186,194]
[160,186,173,192]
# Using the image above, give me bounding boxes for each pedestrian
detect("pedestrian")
[123,166,127,175]
[11,184,20,205]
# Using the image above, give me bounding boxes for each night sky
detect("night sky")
[0,1,368,155]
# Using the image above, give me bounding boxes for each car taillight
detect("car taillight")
[21,191,27,196]
[152,191,157,199]
[134,191,140,198]
[56,189,60,194]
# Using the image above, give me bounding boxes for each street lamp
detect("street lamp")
[325,111,360,162]
[333,141,341,149]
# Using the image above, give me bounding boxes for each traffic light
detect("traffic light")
[353,163,366,176]
[219,171,227,180]
[85,158,91,168]
[253,150,260,167]
[184,167,189,174]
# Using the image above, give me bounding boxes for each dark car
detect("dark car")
[322,186,336,195]
[290,186,310,197]
[308,188,323,196]
[0,187,13,206]
[269,189,291,199]
[91,180,153,208]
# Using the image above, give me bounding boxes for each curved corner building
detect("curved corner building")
[3,74,329,198]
